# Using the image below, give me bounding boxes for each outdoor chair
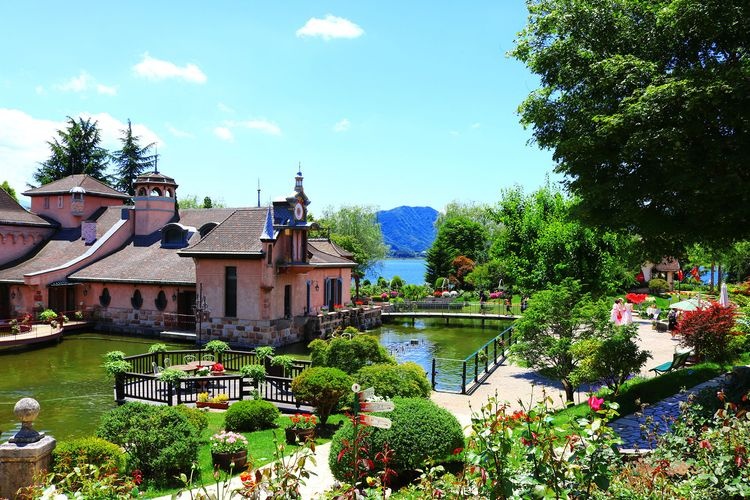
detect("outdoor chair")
[202,354,215,362]
[152,362,163,375]
[649,350,692,376]
[163,358,171,368]
[183,354,196,363]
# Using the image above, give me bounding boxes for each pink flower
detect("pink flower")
[588,395,605,412]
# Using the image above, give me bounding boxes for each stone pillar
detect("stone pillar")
[0,398,56,499]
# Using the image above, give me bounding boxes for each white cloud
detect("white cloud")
[133,53,207,84]
[80,112,162,149]
[55,71,117,96]
[296,15,364,40]
[232,119,282,136]
[471,122,481,129]
[217,102,234,113]
[214,127,234,141]
[333,118,351,132]
[166,123,194,139]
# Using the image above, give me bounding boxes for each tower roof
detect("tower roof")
[23,175,129,199]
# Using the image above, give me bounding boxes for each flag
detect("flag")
[677,270,684,281]
[690,266,700,280]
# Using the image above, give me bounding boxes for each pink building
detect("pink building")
[0,170,377,345]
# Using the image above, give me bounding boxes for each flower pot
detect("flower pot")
[210,370,225,376]
[285,427,315,444]
[197,401,229,410]
[211,450,248,471]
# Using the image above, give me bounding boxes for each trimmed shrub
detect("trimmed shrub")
[224,400,280,432]
[291,367,352,425]
[52,437,125,475]
[648,278,669,294]
[354,362,431,398]
[329,397,464,478]
[308,335,395,374]
[175,404,209,433]
[676,302,738,363]
[96,402,200,487]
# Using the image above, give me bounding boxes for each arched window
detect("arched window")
[161,223,190,248]
[131,289,143,310]
[99,287,111,307]
[165,189,173,197]
[199,223,217,238]
[155,290,168,311]
[137,187,147,196]
[150,187,162,196]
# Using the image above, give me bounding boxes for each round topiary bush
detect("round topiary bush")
[52,437,126,475]
[329,397,464,479]
[96,402,199,487]
[354,362,432,399]
[175,404,209,433]
[224,400,280,432]
[291,367,352,425]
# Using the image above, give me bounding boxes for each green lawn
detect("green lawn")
[144,411,346,498]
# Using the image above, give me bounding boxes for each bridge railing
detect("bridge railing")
[388,300,520,316]
[431,325,516,394]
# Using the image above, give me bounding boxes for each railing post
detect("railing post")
[461,361,467,395]
[431,358,437,390]
[114,374,125,405]
[484,345,489,372]
[474,354,479,382]
[168,382,174,406]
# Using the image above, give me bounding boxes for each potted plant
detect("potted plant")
[240,364,266,387]
[205,340,230,361]
[196,366,211,377]
[284,413,317,444]
[158,367,187,384]
[210,362,226,376]
[197,392,230,409]
[39,309,57,324]
[210,430,249,471]
[269,355,295,378]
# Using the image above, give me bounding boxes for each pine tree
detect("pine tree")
[112,119,157,195]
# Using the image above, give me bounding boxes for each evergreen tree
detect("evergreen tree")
[0,181,18,202]
[34,116,110,185]
[112,119,157,195]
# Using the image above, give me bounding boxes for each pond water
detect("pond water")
[0,320,511,441]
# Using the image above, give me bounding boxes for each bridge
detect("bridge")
[382,310,518,326]
[381,300,521,326]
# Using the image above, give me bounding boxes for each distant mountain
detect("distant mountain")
[377,206,439,257]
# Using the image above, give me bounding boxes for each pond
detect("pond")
[0,321,511,441]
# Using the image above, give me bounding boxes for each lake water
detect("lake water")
[0,318,508,440]
[365,258,427,285]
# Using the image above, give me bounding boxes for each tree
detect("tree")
[512,0,750,254]
[177,194,226,209]
[511,279,609,402]
[1,181,18,201]
[488,185,633,296]
[34,116,110,185]
[318,205,389,298]
[425,215,488,286]
[112,119,157,195]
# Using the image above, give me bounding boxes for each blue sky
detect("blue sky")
[1,2,556,212]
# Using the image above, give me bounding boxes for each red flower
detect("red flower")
[625,293,648,304]
[588,395,605,412]
[212,363,224,372]
[699,439,712,450]
[453,447,463,455]
[131,469,143,485]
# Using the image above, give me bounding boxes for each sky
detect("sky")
[1,1,557,213]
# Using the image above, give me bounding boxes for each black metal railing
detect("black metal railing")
[430,326,516,394]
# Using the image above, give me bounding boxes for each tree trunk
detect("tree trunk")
[561,378,575,403]
[710,261,715,292]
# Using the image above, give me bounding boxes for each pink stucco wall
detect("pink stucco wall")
[0,225,54,266]
[30,194,123,228]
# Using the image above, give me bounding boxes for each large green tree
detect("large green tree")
[112,119,157,195]
[0,181,18,201]
[425,215,488,286]
[485,185,633,296]
[512,0,750,254]
[511,279,609,402]
[34,116,110,185]
[318,205,389,297]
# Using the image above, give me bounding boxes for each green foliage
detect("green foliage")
[239,363,267,384]
[204,339,230,354]
[34,116,110,185]
[112,119,156,196]
[570,324,652,394]
[270,354,295,374]
[400,284,431,301]
[39,309,58,323]
[329,398,464,477]
[308,334,395,374]
[648,278,669,293]
[487,184,633,295]
[291,367,353,425]
[103,350,126,362]
[177,194,226,209]
[103,360,132,378]
[158,367,186,383]
[511,279,610,402]
[52,437,126,476]
[23,464,139,499]
[254,346,275,360]
[389,275,404,289]
[147,343,168,353]
[97,403,200,487]
[224,400,280,432]
[0,180,17,201]
[354,362,432,399]
[511,0,750,253]
[174,404,209,433]
[426,216,488,286]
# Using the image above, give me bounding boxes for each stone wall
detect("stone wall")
[314,306,383,338]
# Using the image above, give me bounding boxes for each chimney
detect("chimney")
[81,221,97,245]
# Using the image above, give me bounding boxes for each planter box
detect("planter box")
[285,427,316,444]
[210,370,226,376]
[211,450,247,471]
[197,401,229,410]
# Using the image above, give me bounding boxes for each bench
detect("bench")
[649,350,692,375]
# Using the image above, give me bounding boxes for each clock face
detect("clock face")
[294,202,304,221]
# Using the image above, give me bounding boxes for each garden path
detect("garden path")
[431,317,683,430]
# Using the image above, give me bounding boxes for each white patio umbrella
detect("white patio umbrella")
[669,298,710,311]
[719,282,729,307]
